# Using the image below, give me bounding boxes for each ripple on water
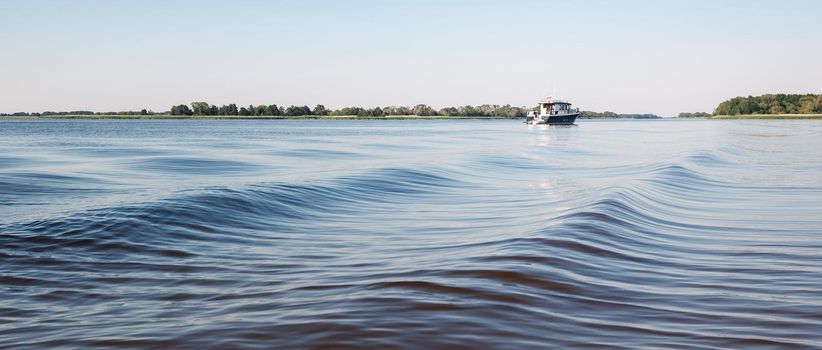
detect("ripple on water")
[1,119,822,349]
[126,156,260,175]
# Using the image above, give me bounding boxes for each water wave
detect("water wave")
[2,119,821,349]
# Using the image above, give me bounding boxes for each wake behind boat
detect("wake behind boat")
[525,97,580,125]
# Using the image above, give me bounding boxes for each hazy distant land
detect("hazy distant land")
[4,94,821,120]
[2,114,520,120]
[1,102,664,120]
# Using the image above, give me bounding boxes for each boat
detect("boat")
[525,97,580,125]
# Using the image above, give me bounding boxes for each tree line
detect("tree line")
[1,109,155,117]
[714,94,822,115]
[676,112,711,118]
[1,106,665,119]
[168,102,532,118]
[579,111,661,119]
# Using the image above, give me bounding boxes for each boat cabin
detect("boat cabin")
[539,97,577,116]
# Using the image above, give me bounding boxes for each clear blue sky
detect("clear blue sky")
[1,0,820,116]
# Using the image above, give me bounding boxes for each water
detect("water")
[2,119,822,349]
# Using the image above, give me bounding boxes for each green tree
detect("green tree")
[313,104,328,116]
[458,105,479,116]
[218,104,239,115]
[170,104,193,116]
[412,104,437,116]
[383,106,411,115]
[285,105,311,116]
[191,102,211,116]
[336,107,362,116]
[265,104,281,116]
[252,105,268,116]
[713,101,730,115]
[799,96,815,114]
[769,104,785,114]
[438,107,458,116]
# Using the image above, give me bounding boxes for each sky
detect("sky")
[1,0,821,116]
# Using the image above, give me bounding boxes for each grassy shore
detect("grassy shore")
[712,114,822,120]
[1,114,517,120]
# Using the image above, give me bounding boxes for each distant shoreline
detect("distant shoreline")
[712,114,822,120]
[6,114,822,120]
[0,114,518,120]
[0,115,673,121]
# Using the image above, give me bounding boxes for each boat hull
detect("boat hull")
[528,112,579,125]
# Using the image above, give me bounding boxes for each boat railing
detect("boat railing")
[548,107,579,115]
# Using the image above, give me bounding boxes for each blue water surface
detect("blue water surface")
[1,119,822,349]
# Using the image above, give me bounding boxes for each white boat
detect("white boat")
[525,97,580,125]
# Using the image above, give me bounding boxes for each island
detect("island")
[711,94,822,119]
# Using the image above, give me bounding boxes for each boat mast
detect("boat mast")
[553,80,557,100]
